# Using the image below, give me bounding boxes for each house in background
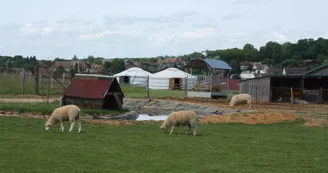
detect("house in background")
[240,61,270,79]
[282,67,309,75]
[54,55,91,73]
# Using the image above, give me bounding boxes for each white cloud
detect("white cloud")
[78,30,118,40]
[264,32,288,43]
[182,27,217,39]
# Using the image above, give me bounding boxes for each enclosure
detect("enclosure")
[185,58,233,98]
[240,74,328,103]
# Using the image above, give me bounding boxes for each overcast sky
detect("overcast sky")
[0,0,327,60]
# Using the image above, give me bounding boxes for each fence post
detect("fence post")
[320,87,323,104]
[34,64,39,95]
[255,86,258,103]
[146,76,150,99]
[185,76,188,97]
[21,71,25,95]
[51,77,54,89]
[29,73,31,84]
[62,73,65,83]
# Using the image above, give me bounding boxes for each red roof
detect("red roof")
[63,79,113,99]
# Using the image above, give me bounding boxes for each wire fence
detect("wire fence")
[116,75,240,99]
[0,72,240,98]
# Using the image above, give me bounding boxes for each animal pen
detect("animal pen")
[185,58,233,99]
[239,74,328,103]
[62,74,125,110]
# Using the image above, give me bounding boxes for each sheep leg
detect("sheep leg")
[193,126,197,136]
[186,124,191,135]
[69,122,75,132]
[77,120,81,133]
[169,126,174,135]
[60,122,64,132]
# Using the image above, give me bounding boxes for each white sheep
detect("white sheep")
[160,110,198,136]
[45,104,82,133]
[229,93,252,108]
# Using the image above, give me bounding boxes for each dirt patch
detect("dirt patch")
[300,116,328,127]
[200,112,293,124]
[158,97,328,114]
[84,119,135,126]
[199,111,298,125]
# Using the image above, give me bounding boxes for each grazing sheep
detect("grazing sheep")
[290,97,308,105]
[45,104,81,133]
[160,110,198,136]
[229,93,252,108]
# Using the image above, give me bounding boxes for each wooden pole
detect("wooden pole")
[29,73,31,84]
[147,76,150,99]
[34,63,39,95]
[21,72,25,95]
[320,87,323,104]
[185,76,188,97]
[51,77,54,89]
[290,87,294,104]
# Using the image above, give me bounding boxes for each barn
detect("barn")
[61,74,124,110]
[239,63,328,103]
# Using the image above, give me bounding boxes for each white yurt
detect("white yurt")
[149,68,197,90]
[113,67,152,87]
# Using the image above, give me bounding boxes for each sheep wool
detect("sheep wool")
[160,110,198,136]
[45,104,81,133]
[229,93,252,108]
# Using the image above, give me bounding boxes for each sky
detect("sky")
[0,0,327,60]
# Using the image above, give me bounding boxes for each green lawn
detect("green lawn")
[0,117,327,173]
[0,74,68,95]
[0,102,129,116]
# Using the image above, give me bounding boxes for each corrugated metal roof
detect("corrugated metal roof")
[300,63,328,75]
[203,59,232,70]
[185,59,232,70]
[63,79,113,99]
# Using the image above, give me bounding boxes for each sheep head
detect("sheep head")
[160,124,169,132]
[44,122,53,130]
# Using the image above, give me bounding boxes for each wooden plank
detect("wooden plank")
[113,92,122,109]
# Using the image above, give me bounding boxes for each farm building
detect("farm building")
[239,63,328,103]
[114,67,152,87]
[185,58,233,98]
[62,74,124,110]
[149,68,197,90]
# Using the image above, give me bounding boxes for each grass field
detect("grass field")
[0,116,327,173]
[0,102,129,116]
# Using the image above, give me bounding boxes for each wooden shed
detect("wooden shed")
[240,63,328,103]
[62,74,124,110]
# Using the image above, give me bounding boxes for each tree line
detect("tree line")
[1,37,328,77]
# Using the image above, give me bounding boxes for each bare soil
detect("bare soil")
[1,95,328,127]
[158,96,328,114]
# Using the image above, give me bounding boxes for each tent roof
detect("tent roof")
[114,67,152,77]
[150,68,195,78]
[185,59,232,70]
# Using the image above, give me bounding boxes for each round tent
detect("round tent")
[114,67,152,87]
[149,68,197,90]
